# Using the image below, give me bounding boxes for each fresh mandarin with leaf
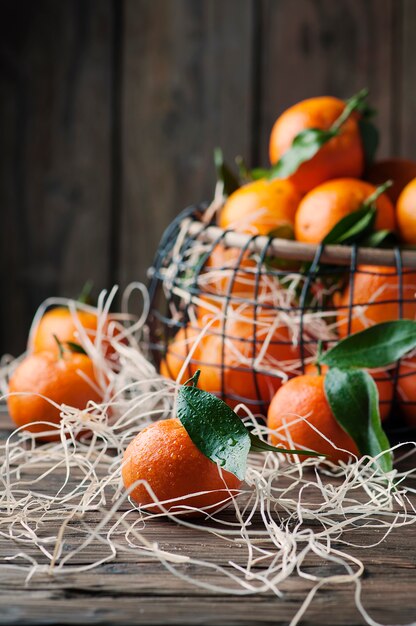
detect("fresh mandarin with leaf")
[218,178,301,236]
[31,306,122,359]
[267,374,359,463]
[335,265,416,338]
[269,95,365,194]
[304,363,392,421]
[122,418,242,516]
[396,178,416,245]
[294,178,396,244]
[123,371,319,517]
[162,310,301,410]
[7,342,105,440]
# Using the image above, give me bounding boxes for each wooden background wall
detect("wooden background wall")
[1,0,415,355]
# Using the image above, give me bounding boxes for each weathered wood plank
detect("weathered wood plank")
[0,0,114,356]
[1,409,415,625]
[118,0,254,288]
[257,0,395,165]
[398,0,416,158]
[1,580,416,626]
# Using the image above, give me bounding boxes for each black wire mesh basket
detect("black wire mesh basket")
[148,204,416,429]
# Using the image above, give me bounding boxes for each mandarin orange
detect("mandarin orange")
[304,363,392,421]
[336,265,416,338]
[31,306,121,359]
[397,178,416,244]
[218,178,300,236]
[7,350,104,440]
[269,96,364,194]
[122,418,242,516]
[295,178,396,244]
[267,374,359,463]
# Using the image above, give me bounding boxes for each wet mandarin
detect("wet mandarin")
[122,418,242,516]
[267,374,359,463]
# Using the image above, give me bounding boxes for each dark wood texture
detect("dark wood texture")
[0,411,415,626]
[1,0,416,350]
[258,0,395,161]
[118,0,254,287]
[0,0,115,355]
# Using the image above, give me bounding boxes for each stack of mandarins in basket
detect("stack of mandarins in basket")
[161,91,416,440]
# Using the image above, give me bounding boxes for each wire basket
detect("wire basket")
[147,204,416,428]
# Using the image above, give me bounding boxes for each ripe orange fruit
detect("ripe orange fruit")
[397,356,416,428]
[295,178,396,244]
[122,418,242,516]
[336,265,416,337]
[366,158,416,204]
[30,307,122,359]
[304,363,392,421]
[218,178,301,236]
[7,351,104,439]
[397,178,416,244]
[160,325,203,384]
[203,244,258,297]
[202,243,282,303]
[160,312,300,411]
[269,96,364,194]
[267,374,359,463]
[195,314,301,410]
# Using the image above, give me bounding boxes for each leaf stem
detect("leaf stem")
[184,369,201,388]
[53,334,65,360]
[331,88,369,132]
[78,280,94,304]
[363,179,393,208]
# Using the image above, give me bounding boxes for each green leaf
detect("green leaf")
[330,88,370,132]
[235,155,252,183]
[269,128,336,179]
[249,432,322,456]
[77,280,95,305]
[264,256,300,271]
[214,147,240,196]
[324,368,392,473]
[177,375,251,480]
[66,341,88,355]
[250,167,270,180]
[361,229,397,248]
[358,119,379,166]
[320,320,416,369]
[177,371,324,479]
[322,205,376,246]
[268,224,295,240]
[267,88,372,181]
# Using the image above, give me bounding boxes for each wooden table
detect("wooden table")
[1,410,415,626]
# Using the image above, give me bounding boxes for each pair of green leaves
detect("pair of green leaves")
[53,334,87,357]
[177,371,321,481]
[269,88,378,180]
[319,320,416,473]
[177,321,416,479]
[320,179,395,249]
